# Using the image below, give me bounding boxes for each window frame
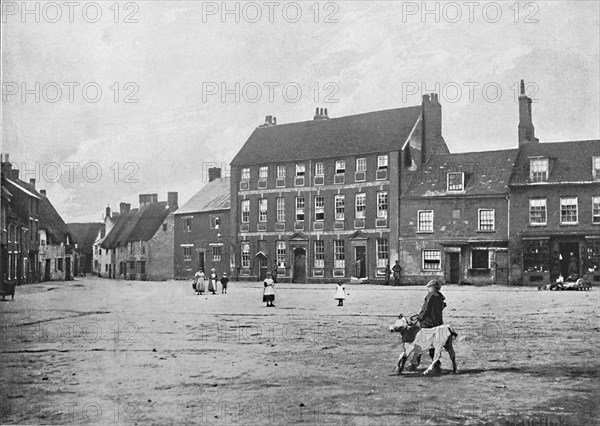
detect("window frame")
[259,166,268,179]
[276,165,286,179]
[355,193,366,219]
[212,245,222,262]
[376,238,389,268]
[315,162,324,176]
[529,198,547,226]
[241,242,250,269]
[258,198,268,222]
[471,249,490,269]
[276,241,286,268]
[593,157,600,180]
[417,210,434,233]
[356,158,367,172]
[447,172,464,192]
[334,240,345,268]
[422,250,441,270]
[276,197,285,223]
[335,195,345,221]
[335,160,346,174]
[296,197,305,221]
[183,246,192,262]
[314,196,325,221]
[593,196,600,224]
[377,191,388,218]
[296,164,306,177]
[241,199,250,223]
[478,209,495,231]
[378,155,388,170]
[529,158,549,183]
[314,240,325,268]
[241,167,250,181]
[560,197,578,225]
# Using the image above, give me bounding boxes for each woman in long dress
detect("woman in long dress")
[194,268,205,295]
[263,273,275,307]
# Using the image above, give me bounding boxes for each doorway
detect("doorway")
[256,253,268,281]
[293,248,306,283]
[447,252,460,284]
[495,251,508,285]
[198,251,205,272]
[559,242,579,278]
[354,246,366,278]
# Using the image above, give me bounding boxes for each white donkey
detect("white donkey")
[389,314,457,375]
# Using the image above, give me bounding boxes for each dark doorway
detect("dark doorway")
[559,242,579,278]
[354,246,366,278]
[447,252,460,284]
[293,248,306,283]
[256,253,268,281]
[198,252,205,272]
[45,260,51,281]
[495,251,508,285]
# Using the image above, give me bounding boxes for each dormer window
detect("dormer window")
[593,156,600,180]
[447,172,464,191]
[529,158,548,182]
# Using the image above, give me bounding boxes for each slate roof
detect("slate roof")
[68,223,104,254]
[39,195,73,244]
[101,202,173,249]
[231,106,422,166]
[175,177,230,215]
[509,140,600,185]
[404,149,519,197]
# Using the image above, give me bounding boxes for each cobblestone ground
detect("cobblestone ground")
[1,277,598,425]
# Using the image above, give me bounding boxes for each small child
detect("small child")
[220,273,229,294]
[334,281,346,306]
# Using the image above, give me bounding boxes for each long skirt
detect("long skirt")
[263,294,275,302]
[197,280,206,293]
[208,280,217,292]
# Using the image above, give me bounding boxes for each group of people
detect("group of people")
[193,268,229,295]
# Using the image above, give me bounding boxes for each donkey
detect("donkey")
[389,314,457,375]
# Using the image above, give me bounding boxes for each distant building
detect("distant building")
[38,190,76,281]
[174,168,230,279]
[68,222,104,275]
[100,193,178,281]
[230,96,448,282]
[1,156,41,284]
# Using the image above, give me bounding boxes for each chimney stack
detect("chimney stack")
[518,79,539,146]
[167,192,179,210]
[139,193,158,207]
[120,202,131,215]
[40,189,47,196]
[208,167,222,182]
[313,107,329,121]
[29,178,36,188]
[421,93,443,164]
[260,115,277,127]
[105,206,111,218]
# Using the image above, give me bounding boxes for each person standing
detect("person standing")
[194,268,205,295]
[334,282,346,306]
[392,261,402,286]
[385,264,391,285]
[410,279,447,373]
[568,252,578,277]
[208,268,218,294]
[220,273,229,294]
[263,272,275,307]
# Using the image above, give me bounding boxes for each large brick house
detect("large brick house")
[230,95,449,283]
[100,193,178,281]
[174,168,230,279]
[508,140,600,285]
[399,149,517,285]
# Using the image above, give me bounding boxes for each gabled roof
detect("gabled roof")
[67,223,104,253]
[404,149,519,197]
[509,140,600,185]
[231,106,422,166]
[175,177,230,215]
[4,178,41,199]
[39,195,73,244]
[101,202,173,249]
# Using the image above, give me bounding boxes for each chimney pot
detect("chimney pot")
[105,206,111,218]
[520,79,525,95]
[324,108,328,116]
[167,192,179,210]
[273,117,277,125]
[208,167,222,182]
[422,94,430,103]
[29,178,36,187]
[315,107,319,115]
[40,189,47,196]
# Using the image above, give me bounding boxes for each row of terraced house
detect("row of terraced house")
[68,80,599,286]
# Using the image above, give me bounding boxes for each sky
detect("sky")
[2,0,599,223]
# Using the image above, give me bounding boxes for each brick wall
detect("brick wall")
[147,213,175,281]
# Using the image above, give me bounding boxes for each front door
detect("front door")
[293,248,306,283]
[45,260,51,281]
[354,246,366,278]
[495,251,508,285]
[559,242,579,278]
[257,254,268,281]
[198,252,205,272]
[447,252,460,284]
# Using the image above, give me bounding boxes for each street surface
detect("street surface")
[1,277,598,425]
